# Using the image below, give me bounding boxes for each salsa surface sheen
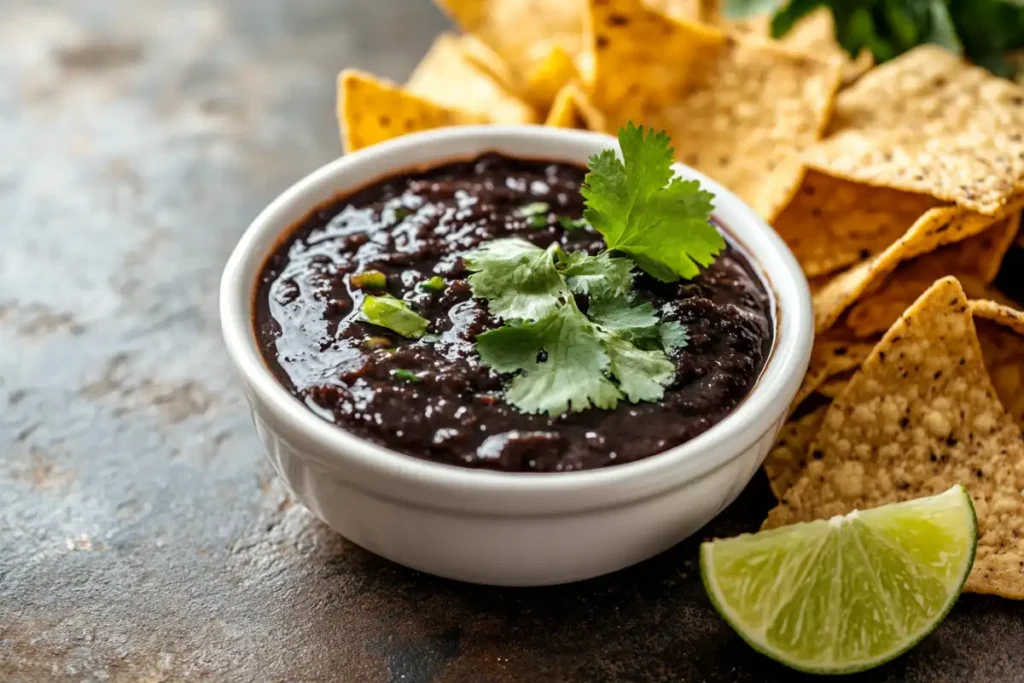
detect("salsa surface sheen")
[254,154,773,472]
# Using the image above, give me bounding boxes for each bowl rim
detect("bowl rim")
[220,125,813,514]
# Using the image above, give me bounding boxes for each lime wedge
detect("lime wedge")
[700,486,977,675]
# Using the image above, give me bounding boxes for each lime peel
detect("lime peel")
[700,486,977,675]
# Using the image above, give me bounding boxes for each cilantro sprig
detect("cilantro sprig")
[467,239,687,415]
[465,124,717,416]
[582,123,723,282]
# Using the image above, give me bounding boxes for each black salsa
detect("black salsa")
[254,154,773,472]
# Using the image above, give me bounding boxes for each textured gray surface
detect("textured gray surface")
[2,1,1023,681]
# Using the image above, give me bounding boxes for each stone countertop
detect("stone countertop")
[2,1,1022,681]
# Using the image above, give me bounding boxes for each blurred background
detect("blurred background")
[3,1,1024,681]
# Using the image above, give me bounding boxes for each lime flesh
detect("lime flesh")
[700,486,977,675]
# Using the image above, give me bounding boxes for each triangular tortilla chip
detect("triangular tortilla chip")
[843,215,1022,338]
[764,405,829,500]
[524,44,579,110]
[768,333,877,499]
[642,0,717,23]
[767,295,1024,500]
[812,204,1024,333]
[457,33,520,93]
[433,0,586,105]
[806,45,1024,216]
[406,34,538,124]
[545,82,607,130]
[818,370,856,398]
[765,277,1024,599]
[773,171,941,276]
[338,70,484,152]
[587,0,841,219]
[974,299,1024,336]
[973,300,1024,430]
[791,334,876,412]
[728,9,872,86]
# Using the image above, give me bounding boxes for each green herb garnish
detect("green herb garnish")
[390,368,422,383]
[358,294,429,339]
[350,269,387,290]
[517,202,551,229]
[727,0,1024,77]
[516,202,550,217]
[419,275,446,292]
[465,240,568,321]
[527,214,549,229]
[582,122,723,282]
[557,216,588,231]
[466,124,711,416]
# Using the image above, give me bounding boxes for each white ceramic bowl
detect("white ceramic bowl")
[220,125,813,586]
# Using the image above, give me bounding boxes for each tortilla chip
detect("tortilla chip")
[973,300,1024,430]
[773,171,941,277]
[979,212,1023,283]
[812,204,1024,333]
[434,0,586,105]
[642,0,717,23]
[524,44,579,110]
[767,334,876,499]
[545,82,607,130]
[338,70,484,153]
[806,45,1024,216]
[772,9,872,85]
[973,299,1024,336]
[588,0,841,219]
[406,33,538,124]
[843,216,1022,338]
[791,334,876,412]
[818,370,856,398]
[457,33,520,93]
[723,9,872,86]
[765,405,829,499]
[765,277,1024,599]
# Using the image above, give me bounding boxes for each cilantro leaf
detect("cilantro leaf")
[600,334,676,403]
[588,296,684,402]
[557,215,588,231]
[476,304,620,415]
[588,296,659,331]
[589,296,688,352]
[358,295,429,338]
[465,238,567,320]
[467,124,716,415]
[658,321,690,352]
[581,122,724,282]
[559,251,635,301]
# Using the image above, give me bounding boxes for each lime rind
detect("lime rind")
[700,486,977,675]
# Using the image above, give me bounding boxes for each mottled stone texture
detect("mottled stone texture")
[1,1,1023,681]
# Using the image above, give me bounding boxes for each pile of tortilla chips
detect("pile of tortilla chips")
[335,1,1024,598]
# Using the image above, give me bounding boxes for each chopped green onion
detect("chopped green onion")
[350,269,387,290]
[516,202,549,217]
[359,295,429,339]
[528,214,549,229]
[419,275,445,292]
[362,336,392,349]
[393,206,413,220]
[558,216,588,231]
[391,369,422,383]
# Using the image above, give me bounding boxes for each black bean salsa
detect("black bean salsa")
[254,154,773,472]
